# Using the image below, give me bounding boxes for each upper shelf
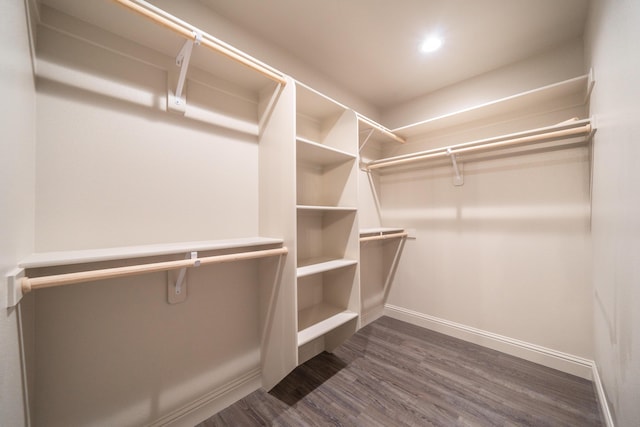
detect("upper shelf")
[393,72,594,139]
[296,137,356,166]
[19,237,284,269]
[40,2,284,93]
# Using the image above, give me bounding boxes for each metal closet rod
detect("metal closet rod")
[21,247,288,294]
[113,0,287,85]
[366,119,593,171]
[360,232,408,242]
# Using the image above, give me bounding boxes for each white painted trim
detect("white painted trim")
[384,304,594,379]
[148,367,262,427]
[592,363,615,427]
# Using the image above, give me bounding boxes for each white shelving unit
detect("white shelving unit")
[294,82,360,364]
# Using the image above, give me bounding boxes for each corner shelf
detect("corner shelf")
[297,304,358,347]
[294,81,360,363]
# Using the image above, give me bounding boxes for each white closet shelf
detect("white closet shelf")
[297,303,358,347]
[297,205,358,213]
[297,258,357,278]
[394,73,593,138]
[19,237,284,269]
[296,137,356,166]
[295,81,348,121]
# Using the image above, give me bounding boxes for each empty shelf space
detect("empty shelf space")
[296,82,347,122]
[296,158,358,207]
[19,237,285,269]
[297,258,357,278]
[297,303,358,346]
[297,137,356,166]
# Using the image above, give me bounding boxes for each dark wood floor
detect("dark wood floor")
[198,316,603,426]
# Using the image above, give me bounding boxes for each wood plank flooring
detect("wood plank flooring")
[198,316,603,426]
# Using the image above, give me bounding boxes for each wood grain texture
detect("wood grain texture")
[198,316,603,426]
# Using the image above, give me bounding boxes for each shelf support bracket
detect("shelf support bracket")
[5,268,25,308]
[167,251,199,304]
[359,128,375,152]
[167,31,202,114]
[447,148,464,186]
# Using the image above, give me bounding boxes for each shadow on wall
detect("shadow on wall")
[377,144,591,235]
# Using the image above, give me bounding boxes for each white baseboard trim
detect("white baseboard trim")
[592,363,615,427]
[149,367,262,427]
[146,309,614,427]
[384,304,594,380]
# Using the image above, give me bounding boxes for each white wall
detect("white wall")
[0,0,36,426]
[586,0,640,425]
[366,44,595,374]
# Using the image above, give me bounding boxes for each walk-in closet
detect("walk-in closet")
[2,0,638,426]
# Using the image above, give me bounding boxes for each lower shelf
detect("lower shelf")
[297,303,358,347]
[297,258,357,278]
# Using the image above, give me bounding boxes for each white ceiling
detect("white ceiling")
[198,0,590,110]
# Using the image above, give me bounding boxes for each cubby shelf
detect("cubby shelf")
[296,137,356,166]
[297,303,358,347]
[297,258,357,278]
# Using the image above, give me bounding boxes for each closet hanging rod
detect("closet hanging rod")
[113,0,287,85]
[360,232,408,242]
[20,247,288,294]
[367,119,592,171]
[357,114,406,144]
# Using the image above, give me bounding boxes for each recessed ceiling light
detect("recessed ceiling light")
[421,36,443,53]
